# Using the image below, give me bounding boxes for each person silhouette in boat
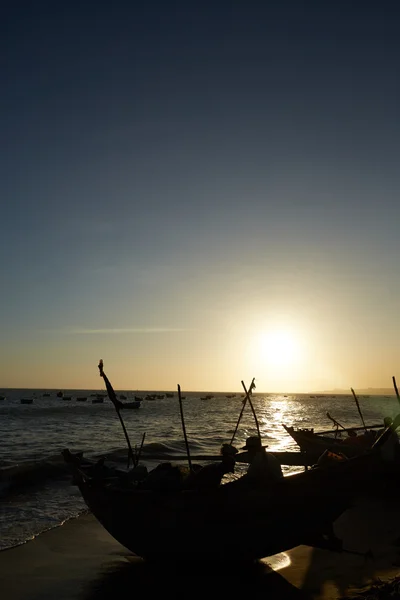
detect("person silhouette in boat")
[184,443,238,490]
[343,429,366,446]
[239,436,283,486]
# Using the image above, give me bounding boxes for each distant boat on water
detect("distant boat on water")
[92,395,105,404]
[63,396,72,401]
[76,396,87,402]
[120,400,141,409]
[57,391,63,398]
[0,395,5,401]
[20,398,33,404]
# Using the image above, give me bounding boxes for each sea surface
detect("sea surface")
[0,387,398,551]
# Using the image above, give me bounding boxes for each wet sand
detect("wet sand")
[1,494,400,600]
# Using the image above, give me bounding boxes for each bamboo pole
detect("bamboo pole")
[241,380,261,438]
[393,376,400,403]
[391,377,400,430]
[351,388,367,430]
[319,422,383,436]
[177,384,192,471]
[98,360,137,469]
[128,451,316,466]
[230,377,256,445]
[135,432,146,465]
[326,412,347,430]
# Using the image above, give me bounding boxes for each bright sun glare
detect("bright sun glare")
[256,329,301,368]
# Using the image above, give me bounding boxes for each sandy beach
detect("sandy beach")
[2,490,400,600]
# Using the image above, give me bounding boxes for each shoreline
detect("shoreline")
[0,508,89,555]
[2,493,400,600]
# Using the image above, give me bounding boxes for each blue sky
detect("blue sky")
[1,1,400,391]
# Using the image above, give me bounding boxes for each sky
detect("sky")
[1,1,400,392]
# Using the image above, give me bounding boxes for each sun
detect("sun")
[255,329,301,368]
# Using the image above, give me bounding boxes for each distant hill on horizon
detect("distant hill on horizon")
[317,388,397,396]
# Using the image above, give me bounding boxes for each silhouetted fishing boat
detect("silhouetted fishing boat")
[64,428,393,561]
[76,396,87,402]
[284,382,400,459]
[64,361,400,561]
[20,398,33,404]
[282,423,385,458]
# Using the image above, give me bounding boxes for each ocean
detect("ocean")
[0,388,398,551]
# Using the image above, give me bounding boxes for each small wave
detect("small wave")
[0,456,77,495]
[0,454,104,494]
[141,440,193,453]
[0,447,137,494]
[108,439,206,460]
[0,502,89,552]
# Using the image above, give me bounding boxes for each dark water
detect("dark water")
[0,388,398,550]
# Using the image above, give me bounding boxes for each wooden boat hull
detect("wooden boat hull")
[70,449,389,561]
[283,425,377,458]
